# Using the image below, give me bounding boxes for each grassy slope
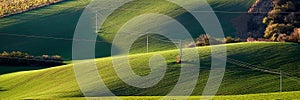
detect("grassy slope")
[0,0,91,60]
[0,42,300,99]
[63,91,300,100]
[102,0,256,54]
[0,0,255,60]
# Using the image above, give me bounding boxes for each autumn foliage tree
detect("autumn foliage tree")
[0,0,63,17]
[264,23,294,38]
[0,51,64,67]
[224,36,242,43]
[263,0,300,42]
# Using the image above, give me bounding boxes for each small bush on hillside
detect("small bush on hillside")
[0,51,63,61]
[195,34,222,46]
[196,34,210,46]
[0,51,64,67]
[224,36,242,43]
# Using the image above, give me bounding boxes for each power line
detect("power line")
[0,32,191,45]
[148,36,189,43]
[179,40,182,62]
[92,7,205,38]
[148,36,172,43]
[0,33,107,43]
[2,27,299,89]
[227,57,281,74]
[93,7,300,14]
[224,56,300,92]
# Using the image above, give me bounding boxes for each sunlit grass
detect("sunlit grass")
[1,42,300,99]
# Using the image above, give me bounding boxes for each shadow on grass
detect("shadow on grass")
[0,87,7,91]
[0,66,50,75]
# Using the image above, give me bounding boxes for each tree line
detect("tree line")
[187,34,242,48]
[263,0,300,42]
[0,51,64,67]
[0,0,63,17]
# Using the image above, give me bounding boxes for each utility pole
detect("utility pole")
[280,71,282,93]
[96,13,98,33]
[179,40,182,61]
[146,33,149,53]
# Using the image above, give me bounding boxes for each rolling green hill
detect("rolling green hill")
[63,91,300,100]
[0,42,300,99]
[0,0,255,60]
[0,0,91,60]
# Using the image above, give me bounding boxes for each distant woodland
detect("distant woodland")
[0,51,64,67]
[263,0,300,42]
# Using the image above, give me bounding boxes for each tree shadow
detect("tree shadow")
[0,66,50,75]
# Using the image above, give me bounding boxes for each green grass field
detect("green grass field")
[0,0,255,60]
[61,91,300,100]
[1,0,299,99]
[0,42,300,99]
